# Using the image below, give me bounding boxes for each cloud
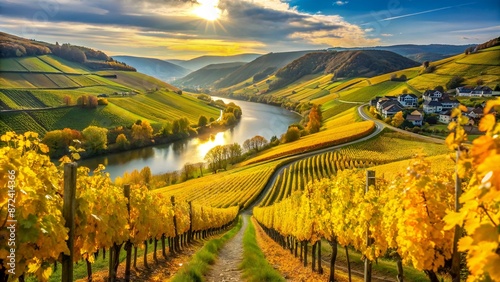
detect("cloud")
[334,1,349,6]
[381,33,393,37]
[0,0,379,58]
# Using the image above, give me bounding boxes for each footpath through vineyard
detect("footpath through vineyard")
[204,216,248,281]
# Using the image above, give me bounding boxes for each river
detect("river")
[78,97,301,179]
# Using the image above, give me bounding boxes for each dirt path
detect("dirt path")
[205,216,248,282]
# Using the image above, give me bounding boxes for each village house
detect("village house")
[423,100,443,114]
[423,90,443,102]
[397,93,418,108]
[381,103,404,119]
[438,110,453,124]
[456,85,493,97]
[376,96,399,112]
[467,107,484,119]
[440,97,460,110]
[406,110,423,126]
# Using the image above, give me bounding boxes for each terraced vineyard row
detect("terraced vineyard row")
[155,161,282,209]
[260,151,378,206]
[0,89,47,109]
[242,120,375,166]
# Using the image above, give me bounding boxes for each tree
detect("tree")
[422,61,430,68]
[307,104,322,134]
[227,143,242,164]
[140,166,152,187]
[77,95,88,107]
[172,119,181,134]
[284,126,301,142]
[251,135,268,152]
[198,115,208,127]
[63,95,72,106]
[223,112,237,126]
[434,85,445,93]
[391,111,405,128]
[446,76,465,90]
[115,133,129,150]
[42,130,66,157]
[88,96,98,108]
[158,122,173,137]
[182,163,195,180]
[476,78,484,86]
[205,145,227,172]
[131,120,153,145]
[82,126,108,154]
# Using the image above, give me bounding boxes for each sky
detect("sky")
[0,0,498,59]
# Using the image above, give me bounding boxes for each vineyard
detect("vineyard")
[242,120,375,166]
[0,132,240,281]
[254,103,500,282]
[155,161,282,209]
[260,151,378,206]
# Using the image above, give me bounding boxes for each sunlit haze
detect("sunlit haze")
[0,0,498,59]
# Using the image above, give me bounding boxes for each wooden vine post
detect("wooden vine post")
[62,163,77,282]
[188,201,193,243]
[123,184,132,282]
[171,196,178,253]
[364,170,375,282]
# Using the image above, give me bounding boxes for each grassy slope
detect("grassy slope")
[0,56,219,135]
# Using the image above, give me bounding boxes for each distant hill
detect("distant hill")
[113,56,190,82]
[269,50,419,90]
[406,52,447,62]
[167,53,261,71]
[173,62,246,88]
[328,44,476,63]
[0,32,135,71]
[214,50,315,89]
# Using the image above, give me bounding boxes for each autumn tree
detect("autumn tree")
[198,115,208,127]
[243,135,268,152]
[306,104,322,134]
[88,96,98,108]
[158,122,173,137]
[284,126,301,142]
[82,126,108,154]
[77,95,88,107]
[227,143,243,164]
[391,111,405,127]
[131,120,153,145]
[140,166,152,187]
[115,133,129,150]
[182,162,195,180]
[63,95,72,106]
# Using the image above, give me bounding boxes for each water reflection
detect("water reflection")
[78,97,301,179]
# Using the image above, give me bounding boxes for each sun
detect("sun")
[193,0,222,21]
